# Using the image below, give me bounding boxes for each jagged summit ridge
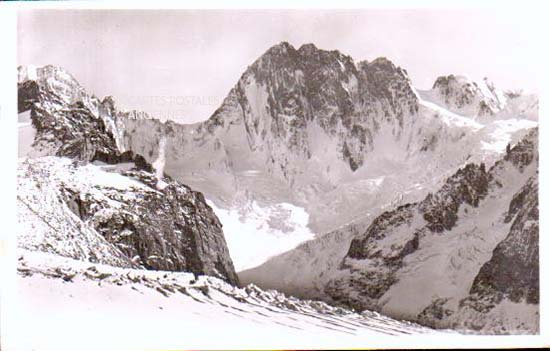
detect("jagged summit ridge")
[200,41,420,178]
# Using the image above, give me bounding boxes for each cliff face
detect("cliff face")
[18,157,239,285]
[18,65,128,159]
[470,176,539,305]
[223,43,419,174]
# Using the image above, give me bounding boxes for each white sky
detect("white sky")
[18,9,542,123]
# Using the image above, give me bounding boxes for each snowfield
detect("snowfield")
[12,250,444,351]
[208,199,315,271]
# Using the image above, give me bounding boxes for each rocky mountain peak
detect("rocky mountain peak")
[266,40,294,54]
[101,95,117,109]
[18,64,76,84]
[18,65,133,162]
[297,42,318,54]
[365,57,397,71]
[431,74,505,116]
[204,42,420,176]
[18,65,86,106]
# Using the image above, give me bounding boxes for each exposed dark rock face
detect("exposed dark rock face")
[342,161,489,269]
[29,103,121,162]
[18,80,40,112]
[420,163,491,233]
[327,162,492,312]
[19,157,239,285]
[205,42,419,175]
[433,75,479,108]
[417,298,454,328]
[446,174,539,334]
[358,58,419,126]
[347,203,416,261]
[503,129,536,170]
[18,65,127,162]
[469,175,539,304]
[60,169,239,285]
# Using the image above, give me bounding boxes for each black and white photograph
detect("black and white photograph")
[0,1,548,350]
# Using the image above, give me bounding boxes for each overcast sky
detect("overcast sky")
[18,9,541,124]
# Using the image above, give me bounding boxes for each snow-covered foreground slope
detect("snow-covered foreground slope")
[13,250,444,351]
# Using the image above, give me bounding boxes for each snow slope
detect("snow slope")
[208,199,315,271]
[12,250,441,351]
[17,111,35,158]
[239,220,365,300]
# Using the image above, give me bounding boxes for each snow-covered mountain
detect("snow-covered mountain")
[18,65,128,159]
[17,41,539,336]
[117,43,537,258]
[15,54,450,347]
[242,128,539,334]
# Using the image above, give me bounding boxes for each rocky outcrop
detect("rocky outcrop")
[17,65,239,285]
[69,169,239,284]
[419,163,491,233]
[18,157,239,285]
[468,175,539,303]
[17,65,129,161]
[335,162,492,311]
[29,102,121,162]
[433,173,540,334]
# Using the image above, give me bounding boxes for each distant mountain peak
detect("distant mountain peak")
[430,74,506,116]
